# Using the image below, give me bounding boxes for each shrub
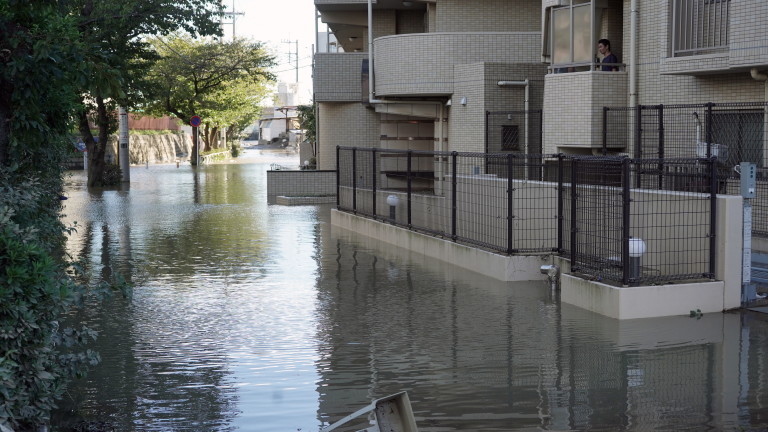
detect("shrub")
[0,170,120,431]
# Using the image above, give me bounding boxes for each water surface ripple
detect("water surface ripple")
[58,148,768,431]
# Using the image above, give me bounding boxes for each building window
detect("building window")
[501,125,520,151]
[551,1,592,67]
[671,0,730,57]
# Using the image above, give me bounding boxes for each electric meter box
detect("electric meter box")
[740,162,757,199]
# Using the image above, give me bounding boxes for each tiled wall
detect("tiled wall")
[314,53,368,102]
[450,62,547,155]
[543,71,628,154]
[317,102,381,170]
[374,32,541,96]
[436,0,540,32]
[628,0,766,106]
[266,170,337,197]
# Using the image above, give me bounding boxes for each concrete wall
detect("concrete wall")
[104,133,192,165]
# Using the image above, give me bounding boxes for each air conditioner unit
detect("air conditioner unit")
[695,141,728,161]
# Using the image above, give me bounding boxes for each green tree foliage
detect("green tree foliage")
[71,0,224,186]
[0,0,84,174]
[143,35,276,163]
[297,102,316,157]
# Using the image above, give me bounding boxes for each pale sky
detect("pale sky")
[223,0,320,104]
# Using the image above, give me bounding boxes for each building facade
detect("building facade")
[314,0,768,165]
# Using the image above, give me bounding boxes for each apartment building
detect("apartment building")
[314,0,768,165]
[544,0,768,161]
[313,0,547,176]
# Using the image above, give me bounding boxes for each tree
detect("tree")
[71,0,224,186]
[297,102,316,157]
[0,0,83,172]
[143,35,276,163]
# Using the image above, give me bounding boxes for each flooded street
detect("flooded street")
[58,146,768,431]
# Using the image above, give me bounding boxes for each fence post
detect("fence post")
[557,154,564,253]
[658,104,665,189]
[452,151,458,240]
[622,157,632,286]
[507,153,515,254]
[484,111,490,153]
[570,158,579,272]
[634,105,643,160]
[372,148,377,218]
[602,107,608,155]
[709,157,718,279]
[351,148,358,213]
[336,146,340,208]
[706,102,714,158]
[407,150,413,227]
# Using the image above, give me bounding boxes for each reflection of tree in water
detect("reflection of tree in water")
[54,197,239,431]
[313,235,765,431]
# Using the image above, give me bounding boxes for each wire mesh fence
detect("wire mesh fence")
[569,157,716,285]
[337,147,717,285]
[605,101,768,236]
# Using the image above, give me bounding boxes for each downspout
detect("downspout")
[629,0,638,108]
[751,68,768,166]
[368,0,375,103]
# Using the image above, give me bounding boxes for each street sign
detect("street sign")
[190,115,202,127]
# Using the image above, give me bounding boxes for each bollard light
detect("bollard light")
[386,194,399,222]
[628,237,646,281]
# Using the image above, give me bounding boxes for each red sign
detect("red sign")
[190,115,202,127]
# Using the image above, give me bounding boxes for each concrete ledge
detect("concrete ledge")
[331,209,547,282]
[275,196,336,205]
[561,274,726,319]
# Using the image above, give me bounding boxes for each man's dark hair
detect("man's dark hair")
[598,39,611,49]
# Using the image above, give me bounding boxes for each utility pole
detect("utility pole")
[282,39,299,82]
[118,107,130,183]
[222,0,244,40]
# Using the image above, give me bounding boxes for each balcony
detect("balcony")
[314,52,369,102]
[542,70,628,153]
[372,32,541,97]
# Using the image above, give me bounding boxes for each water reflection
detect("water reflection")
[317,226,768,431]
[57,149,768,431]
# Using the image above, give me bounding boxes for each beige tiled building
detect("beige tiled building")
[314,0,768,164]
[313,0,547,172]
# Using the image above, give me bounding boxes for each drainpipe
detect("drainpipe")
[498,80,530,175]
[368,0,375,103]
[629,0,638,108]
[751,68,768,166]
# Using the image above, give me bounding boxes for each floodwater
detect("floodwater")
[57,145,768,431]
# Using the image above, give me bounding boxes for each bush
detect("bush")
[0,170,119,431]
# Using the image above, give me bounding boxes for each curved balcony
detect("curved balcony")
[373,32,541,97]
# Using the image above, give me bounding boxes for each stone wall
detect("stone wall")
[105,133,194,165]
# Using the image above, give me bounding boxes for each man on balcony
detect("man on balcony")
[597,39,619,71]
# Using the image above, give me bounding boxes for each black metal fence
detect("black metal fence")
[567,157,717,286]
[337,147,717,286]
[604,101,768,235]
[485,110,543,180]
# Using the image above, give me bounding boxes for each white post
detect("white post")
[118,107,130,182]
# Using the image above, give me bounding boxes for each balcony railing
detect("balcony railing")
[672,0,730,57]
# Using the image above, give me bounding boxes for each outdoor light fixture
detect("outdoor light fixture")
[460,96,467,106]
[304,160,309,166]
[386,194,399,222]
[628,237,647,281]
